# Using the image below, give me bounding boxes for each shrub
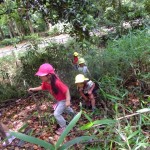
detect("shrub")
[0,37,21,47]
[86,29,150,102]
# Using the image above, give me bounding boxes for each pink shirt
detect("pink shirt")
[41,79,68,101]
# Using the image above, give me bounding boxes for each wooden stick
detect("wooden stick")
[116,112,140,120]
[92,109,150,128]
[116,109,150,121]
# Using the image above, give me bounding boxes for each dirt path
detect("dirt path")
[0,34,70,57]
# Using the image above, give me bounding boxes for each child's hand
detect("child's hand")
[28,88,34,92]
[66,101,71,107]
[88,91,92,95]
[84,97,88,101]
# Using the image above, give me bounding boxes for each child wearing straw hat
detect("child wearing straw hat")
[75,74,97,111]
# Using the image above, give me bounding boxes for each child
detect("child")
[75,74,97,111]
[72,52,79,69]
[78,58,90,76]
[28,63,74,135]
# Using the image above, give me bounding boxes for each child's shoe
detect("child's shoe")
[92,107,97,112]
[2,132,16,146]
[55,127,66,135]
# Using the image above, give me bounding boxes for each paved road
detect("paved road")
[0,34,70,57]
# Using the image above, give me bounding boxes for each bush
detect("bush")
[0,83,24,101]
[86,29,150,101]
[0,37,21,47]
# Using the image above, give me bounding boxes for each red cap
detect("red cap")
[35,63,55,76]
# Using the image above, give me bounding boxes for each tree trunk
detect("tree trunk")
[7,23,14,38]
[43,17,52,31]
[7,18,16,38]
[118,0,122,11]
[26,12,34,34]
[27,19,34,34]
[14,21,22,37]
[17,9,27,36]
[0,26,5,40]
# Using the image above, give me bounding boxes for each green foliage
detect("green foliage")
[23,33,40,41]
[86,29,150,102]
[0,83,23,101]
[31,13,48,32]
[79,108,150,149]
[48,26,61,37]
[10,111,96,150]
[144,0,150,13]
[0,37,21,47]
[104,1,147,21]
[0,34,41,47]
[15,0,97,40]
[80,119,116,130]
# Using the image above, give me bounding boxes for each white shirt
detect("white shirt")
[78,66,89,75]
[83,80,94,94]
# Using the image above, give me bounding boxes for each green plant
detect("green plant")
[48,26,61,36]
[80,108,150,149]
[10,111,96,149]
[0,37,21,47]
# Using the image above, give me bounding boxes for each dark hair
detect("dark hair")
[50,74,59,95]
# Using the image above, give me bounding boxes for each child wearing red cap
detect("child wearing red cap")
[28,63,74,135]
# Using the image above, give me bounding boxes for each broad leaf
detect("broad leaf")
[83,112,93,122]
[55,111,82,149]
[93,119,116,125]
[10,131,54,150]
[106,93,122,101]
[127,130,139,140]
[80,119,115,130]
[59,136,96,150]
[80,122,94,130]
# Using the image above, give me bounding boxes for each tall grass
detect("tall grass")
[87,29,150,103]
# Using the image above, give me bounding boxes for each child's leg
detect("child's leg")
[65,107,75,117]
[89,94,96,109]
[53,100,66,128]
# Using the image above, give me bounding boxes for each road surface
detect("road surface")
[0,34,70,57]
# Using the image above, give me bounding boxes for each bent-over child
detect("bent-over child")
[75,74,97,111]
[28,63,75,135]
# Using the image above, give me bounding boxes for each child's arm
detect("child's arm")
[88,83,95,95]
[79,89,88,101]
[65,89,71,107]
[28,86,42,92]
